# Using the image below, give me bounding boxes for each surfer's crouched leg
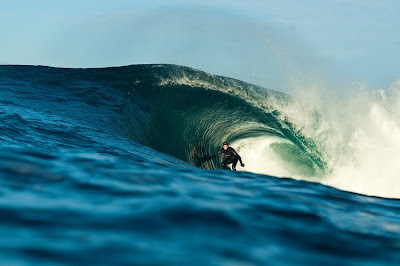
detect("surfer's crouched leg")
[221,163,231,170]
[222,157,236,170]
[221,158,230,170]
[231,157,239,171]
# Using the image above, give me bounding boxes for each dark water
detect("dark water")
[0,64,399,265]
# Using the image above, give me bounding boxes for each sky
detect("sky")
[0,0,399,90]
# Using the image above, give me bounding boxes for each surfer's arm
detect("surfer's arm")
[212,149,223,158]
[232,149,244,165]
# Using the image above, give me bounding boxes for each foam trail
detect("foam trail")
[322,90,400,198]
[274,80,400,198]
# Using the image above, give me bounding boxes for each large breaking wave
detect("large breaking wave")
[1,64,399,198]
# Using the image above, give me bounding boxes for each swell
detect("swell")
[0,64,325,176]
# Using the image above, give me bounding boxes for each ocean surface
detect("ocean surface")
[0,64,399,265]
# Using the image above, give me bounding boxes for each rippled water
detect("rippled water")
[1,65,399,265]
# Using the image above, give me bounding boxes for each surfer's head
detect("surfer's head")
[223,141,228,150]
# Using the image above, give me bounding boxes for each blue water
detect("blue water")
[0,65,399,265]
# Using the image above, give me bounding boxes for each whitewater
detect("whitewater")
[158,66,400,198]
[0,64,399,265]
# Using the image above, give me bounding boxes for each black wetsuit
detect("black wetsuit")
[213,147,243,171]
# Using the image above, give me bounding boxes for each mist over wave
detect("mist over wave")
[272,80,400,198]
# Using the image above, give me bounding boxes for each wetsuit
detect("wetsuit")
[213,147,243,171]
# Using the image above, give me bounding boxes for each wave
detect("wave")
[1,64,399,198]
[119,65,325,176]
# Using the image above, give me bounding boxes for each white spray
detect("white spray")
[234,80,400,199]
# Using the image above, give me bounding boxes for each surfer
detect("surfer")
[212,142,245,171]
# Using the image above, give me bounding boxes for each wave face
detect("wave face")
[1,64,400,265]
